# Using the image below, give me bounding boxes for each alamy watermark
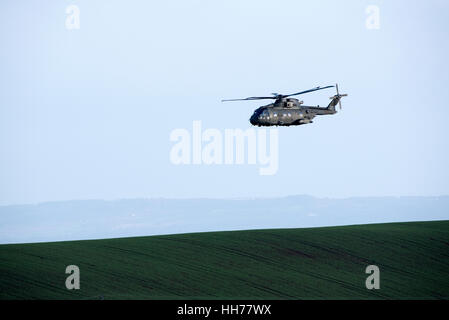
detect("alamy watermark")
[365,5,380,30]
[169,121,279,175]
[365,265,380,289]
[66,5,80,30]
[65,265,80,290]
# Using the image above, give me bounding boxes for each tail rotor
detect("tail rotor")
[329,83,348,109]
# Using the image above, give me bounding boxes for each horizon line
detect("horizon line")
[1,194,449,208]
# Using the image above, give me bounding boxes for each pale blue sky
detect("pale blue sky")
[1,0,449,205]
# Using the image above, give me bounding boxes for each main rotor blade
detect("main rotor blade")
[284,85,335,98]
[222,85,335,102]
[221,96,276,102]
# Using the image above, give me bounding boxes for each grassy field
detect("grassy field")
[1,220,449,299]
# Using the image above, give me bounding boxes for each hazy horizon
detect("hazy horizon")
[1,195,448,244]
[2,193,449,208]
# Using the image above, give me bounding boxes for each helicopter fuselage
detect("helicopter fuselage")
[249,97,337,127]
[222,84,346,127]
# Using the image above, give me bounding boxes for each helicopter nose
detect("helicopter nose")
[250,115,257,125]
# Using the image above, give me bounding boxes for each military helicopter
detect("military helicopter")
[222,84,347,126]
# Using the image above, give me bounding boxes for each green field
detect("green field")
[1,221,449,299]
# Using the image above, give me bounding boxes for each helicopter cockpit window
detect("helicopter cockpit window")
[287,101,294,108]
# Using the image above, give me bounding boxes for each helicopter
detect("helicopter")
[222,84,347,126]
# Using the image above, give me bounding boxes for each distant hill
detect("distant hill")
[1,196,449,243]
[1,220,448,299]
